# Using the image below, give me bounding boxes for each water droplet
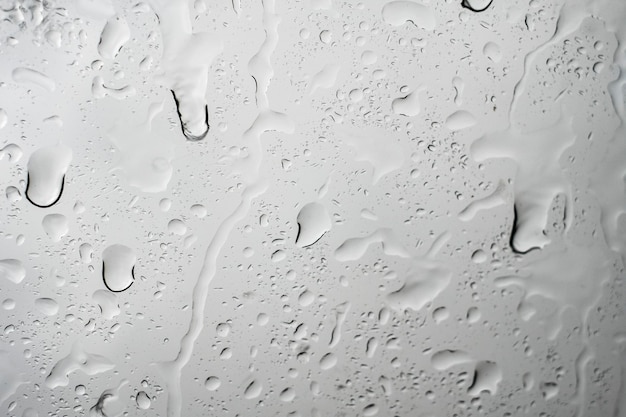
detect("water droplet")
[12,67,55,92]
[471,249,487,263]
[204,376,221,391]
[190,204,207,218]
[0,109,7,129]
[468,361,502,396]
[136,391,151,409]
[335,229,409,262]
[296,202,331,247]
[445,110,477,131]
[102,244,136,292]
[298,290,315,307]
[34,298,59,316]
[432,306,449,323]
[216,322,231,337]
[168,219,187,235]
[279,387,295,402]
[392,86,425,117]
[319,352,337,370]
[150,1,223,141]
[98,15,130,59]
[381,1,436,30]
[363,404,379,416]
[42,214,69,242]
[21,408,38,417]
[45,343,115,389]
[271,249,286,262]
[243,379,263,399]
[483,41,502,63]
[79,243,93,263]
[92,290,120,319]
[5,186,21,203]
[26,143,72,208]
[0,144,22,163]
[0,259,26,284]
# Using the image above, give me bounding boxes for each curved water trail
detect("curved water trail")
[157,1,294,416]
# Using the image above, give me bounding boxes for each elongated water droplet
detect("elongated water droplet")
[381,1,436,30]
[12,67,56,92]
[98,15,130,59]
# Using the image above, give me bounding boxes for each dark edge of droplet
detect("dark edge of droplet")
[304,231,328,248]
[295,223,302,245]
[561,193,569,232]
[102,263,135,293]
[251,76,260,105]
[509,205,540,255]
[25,173,65,208]
[170,90,209,141]
[398,93,412,117]
[461,0,494,13]
[295,223,328,248]
[467,368,480,394]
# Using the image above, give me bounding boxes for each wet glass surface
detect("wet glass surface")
[1,0,626,416]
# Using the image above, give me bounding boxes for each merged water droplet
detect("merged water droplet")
[472,111,575,253]
[150,0,223,141]
[45,343,115,389]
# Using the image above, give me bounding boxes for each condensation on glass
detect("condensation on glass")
[1,0,625,416]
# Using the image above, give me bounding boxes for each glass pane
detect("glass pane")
[1,0,625,416]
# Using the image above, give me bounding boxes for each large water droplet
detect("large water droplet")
[381,1,436,30]
[0,259,26,284]
[25,143,72,208]
[102,244,136,292]
[295,202,331,247]
[98,15,130,59]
